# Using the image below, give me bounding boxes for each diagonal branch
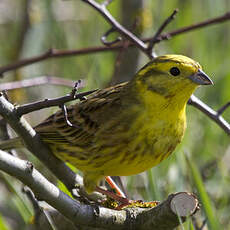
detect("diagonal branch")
[16,88,97,116]
[147,9,179,53]
[188,95,230,135]
[155,11,230,43]
[217,101,230,116]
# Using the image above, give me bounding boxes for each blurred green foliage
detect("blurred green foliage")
[0,0,229,229]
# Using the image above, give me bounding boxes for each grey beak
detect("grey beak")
[189,69,213,85]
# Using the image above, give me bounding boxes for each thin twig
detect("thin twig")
[0,12,229,75]
[199,219,207,230]
[154,11,230,43]
[188,95,230,135]
[217,101,230,116]
[16,89,97,116]
[22,186,41,213]
[23,187,57,230]
[0,47,120,76]
[147,9,179,53]
[101,27,122,46]
[82,0,149,56]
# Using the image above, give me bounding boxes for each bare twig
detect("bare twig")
[0,149,200,230]
[0,12,229,75]
[154,11,230,43]
[82,0,149,56]
[15,89,97,116]
[192,216,207,230]
[188,95,230,135]
[23,187,57,229]
[0,47,120,76]
[217,101,230,116]
[147,9,179,53]
[22,186,41,214]
[101,27,122,46]
[199,219,207,230]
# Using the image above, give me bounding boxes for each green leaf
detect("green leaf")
[0,215,10,230]
[186,155,221,230]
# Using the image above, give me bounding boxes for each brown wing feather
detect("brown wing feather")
[35,82,129,147]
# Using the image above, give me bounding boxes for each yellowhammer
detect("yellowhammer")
[0,55,213,207]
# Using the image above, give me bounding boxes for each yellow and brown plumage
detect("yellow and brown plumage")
[0,55,213,194]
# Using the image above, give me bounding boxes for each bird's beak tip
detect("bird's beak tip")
[189,69,213,85]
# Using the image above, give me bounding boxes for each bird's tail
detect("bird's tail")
[0,137,23,151]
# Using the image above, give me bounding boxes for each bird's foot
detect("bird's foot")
[96,186,159,210]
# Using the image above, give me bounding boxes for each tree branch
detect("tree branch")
[82,0,149,56]
[0,47,119,76]
[147,9,179,53]
[0,94,78,191]
[0,149,199,230]
[154,11,230,43]
[4,81,228,135]
[0,11,229,76]
[188,95,230,135]
[0,93,104,203]
[16,88,97,116]
[217,101,230,116]
[22,186,56,229]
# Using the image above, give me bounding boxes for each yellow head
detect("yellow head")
[134,54,213,103]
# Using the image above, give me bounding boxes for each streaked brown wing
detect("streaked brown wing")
[34,82,128,147]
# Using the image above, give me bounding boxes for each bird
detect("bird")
[0,54,213,206]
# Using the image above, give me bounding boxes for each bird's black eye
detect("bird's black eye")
[170,67,180,76]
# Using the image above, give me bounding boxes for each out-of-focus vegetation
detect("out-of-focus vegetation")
[0,0,229,229]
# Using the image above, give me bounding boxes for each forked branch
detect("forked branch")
[188,95,230,135]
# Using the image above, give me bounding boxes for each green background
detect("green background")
[0,0,229,229]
